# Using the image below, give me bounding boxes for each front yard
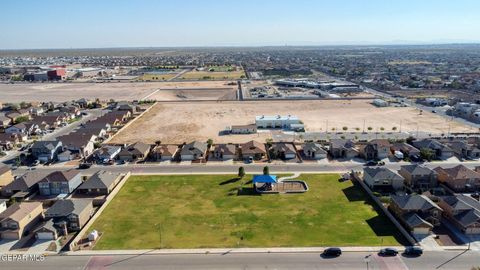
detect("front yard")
[89,174,406,249]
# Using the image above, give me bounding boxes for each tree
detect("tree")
[392,127,398,131]
[420,147,435,161]
[207,138,213,148]
[367,127,373,131]
[265,138,273,148]
[263,166,270,175]
[342,126,348,131]
[155,140,162,146]
[238,167,245,178]
[15,116,29,124]
[380,127,385,132]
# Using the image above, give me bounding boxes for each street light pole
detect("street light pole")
[364,254,371,270]
[156,223,163,249]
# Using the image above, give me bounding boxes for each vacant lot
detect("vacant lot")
[0,81,238,102]
[180,67,246,80]
[109,99,472,144]
[90,174,405,249]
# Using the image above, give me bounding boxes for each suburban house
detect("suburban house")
[240,140,267,161]
[269,143,297,160]
[389,195,442,234]
[30,115,62,129]
[58,134,96,159]
[34,219,59,240]
[445,140,480,160]
[45,199,94,233]
[398,165,438,191]
[412,139,455,160]
[438,194,480,234]
[1,171,50,198]
[76,171,122,196]
[434,165,480,192]
[31,140,63,163]
[0,202,44,239]
[5,123,29,135]
[390,142,421,159]
[0,113,11,129]
[361,139,391,160]
[93,145,122,163]
[0,165,14,190]
[151,145,179,161]
[231,124,257,134]
[180,141,208,161]
[38,170,82,196]
[363,167,405,192]
[118,142,151,162]
[213,144,237,160]
[329,139,359,159]
[302,142,327,160]
[0,133,20,151]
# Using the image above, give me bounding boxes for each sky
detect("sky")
[1,0,480,49]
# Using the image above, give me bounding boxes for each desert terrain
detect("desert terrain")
[108,99,473,144]
[0,81,238,102]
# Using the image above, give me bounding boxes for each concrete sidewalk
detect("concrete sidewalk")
[63,246,401,256]
[53,245,468,256]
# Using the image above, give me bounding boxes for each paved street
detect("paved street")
[1,251,479,270]
[12,160,480,177]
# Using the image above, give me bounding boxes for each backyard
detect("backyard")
[89,174,406,249]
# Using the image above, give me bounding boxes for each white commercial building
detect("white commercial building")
[255,115,301,129]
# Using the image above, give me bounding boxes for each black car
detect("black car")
[364,160,378,166]
[379,248,398,256]
[78,163,92,169]
[404,246,423,256]
[322,247,342,257]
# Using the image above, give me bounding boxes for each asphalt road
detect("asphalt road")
[2,251,479,270]
[13,160,480,177]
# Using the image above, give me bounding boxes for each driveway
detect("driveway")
[27,239,56,254]
[0,239,18,252]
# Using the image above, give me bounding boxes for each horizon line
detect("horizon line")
[2,42,480,52]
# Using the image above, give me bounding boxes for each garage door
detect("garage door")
[1,231,20,240]
[36,232,54,240]
[413,227,430,235]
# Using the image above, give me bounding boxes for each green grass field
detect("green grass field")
[90,174,406,249]
[180,66,246,80]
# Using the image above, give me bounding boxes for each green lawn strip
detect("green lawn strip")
[90,174,406,249]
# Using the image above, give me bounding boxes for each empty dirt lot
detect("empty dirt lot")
[108,99,473,144]
[0,81,238,102]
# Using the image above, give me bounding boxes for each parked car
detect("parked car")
[364,160,378,166]
[404,246,423,256]
[78,163,92,169]
[322,247,342,257]
[379,248,398,256]
[32,160,40,166]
